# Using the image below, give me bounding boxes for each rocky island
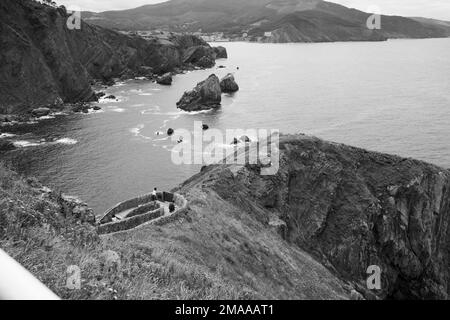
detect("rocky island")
[176,74,222,112]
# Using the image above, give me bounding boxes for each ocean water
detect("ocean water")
[2,38,450,214]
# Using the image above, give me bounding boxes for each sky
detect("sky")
[56,0,450,21]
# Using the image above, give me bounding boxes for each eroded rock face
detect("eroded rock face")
[156,73,173,85]
[213,46,228,59]
[176,74,221,112]
[182,45,216,68]
[185,134,450,299]
[0,0,219,114]
[220,73,239,93]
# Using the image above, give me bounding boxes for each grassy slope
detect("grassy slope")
[0,162,349,299]
[0,164,239,299]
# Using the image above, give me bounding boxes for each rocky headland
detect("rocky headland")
[0,0,226,117]
[172,134,450,299]
[3,134,450,299]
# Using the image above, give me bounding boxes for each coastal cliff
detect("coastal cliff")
[176,134,450,299]
[2,135,450,299]
[0,0,223,114]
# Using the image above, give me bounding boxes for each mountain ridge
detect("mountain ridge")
[82,0,450,42]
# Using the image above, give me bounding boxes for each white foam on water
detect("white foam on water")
[87,109,104,114]
[130,124,144,136]
[130,124,152,141]
[0,133,15,138]
[99,96,126,104]
[53,138,78,145]
[158,119,171,130]
[138,93,153,96]
[13,140,43,148]
[177,109,215,116]
[153,137,169,142]
[140,106,162,115]
[109,107,125,113]
[34,115,55,120]
[0,121,19,126]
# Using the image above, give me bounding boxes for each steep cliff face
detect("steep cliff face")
[175,134,450,299]
[0,0,221,114]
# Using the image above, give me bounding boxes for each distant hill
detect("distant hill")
[82,0,450,42]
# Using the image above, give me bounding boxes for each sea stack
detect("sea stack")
[156,73,173,85]
[220,73,239,93]
[176,74,222,112]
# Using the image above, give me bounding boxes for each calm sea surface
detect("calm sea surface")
[3,39,450,214]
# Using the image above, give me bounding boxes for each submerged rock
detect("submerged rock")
[220,73,239,93]
[31,107,51,117]
[156,73,173,85]
[176,74,222,112]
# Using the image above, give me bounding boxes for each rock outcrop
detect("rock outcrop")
[156,73,173,85]
[0,140,16,151]
[213,46,228,59]
[182,45,216,68]
[176,74,222,112]
[31,108,51,118]
[0,0,221,114]
[174,134,450,300]
[220,73,239,93]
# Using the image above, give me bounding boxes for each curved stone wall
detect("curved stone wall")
[97,207,164,235]
[100,192,163,224]
[97,192,188,235]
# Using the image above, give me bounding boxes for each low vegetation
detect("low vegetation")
[0,163,251,299]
